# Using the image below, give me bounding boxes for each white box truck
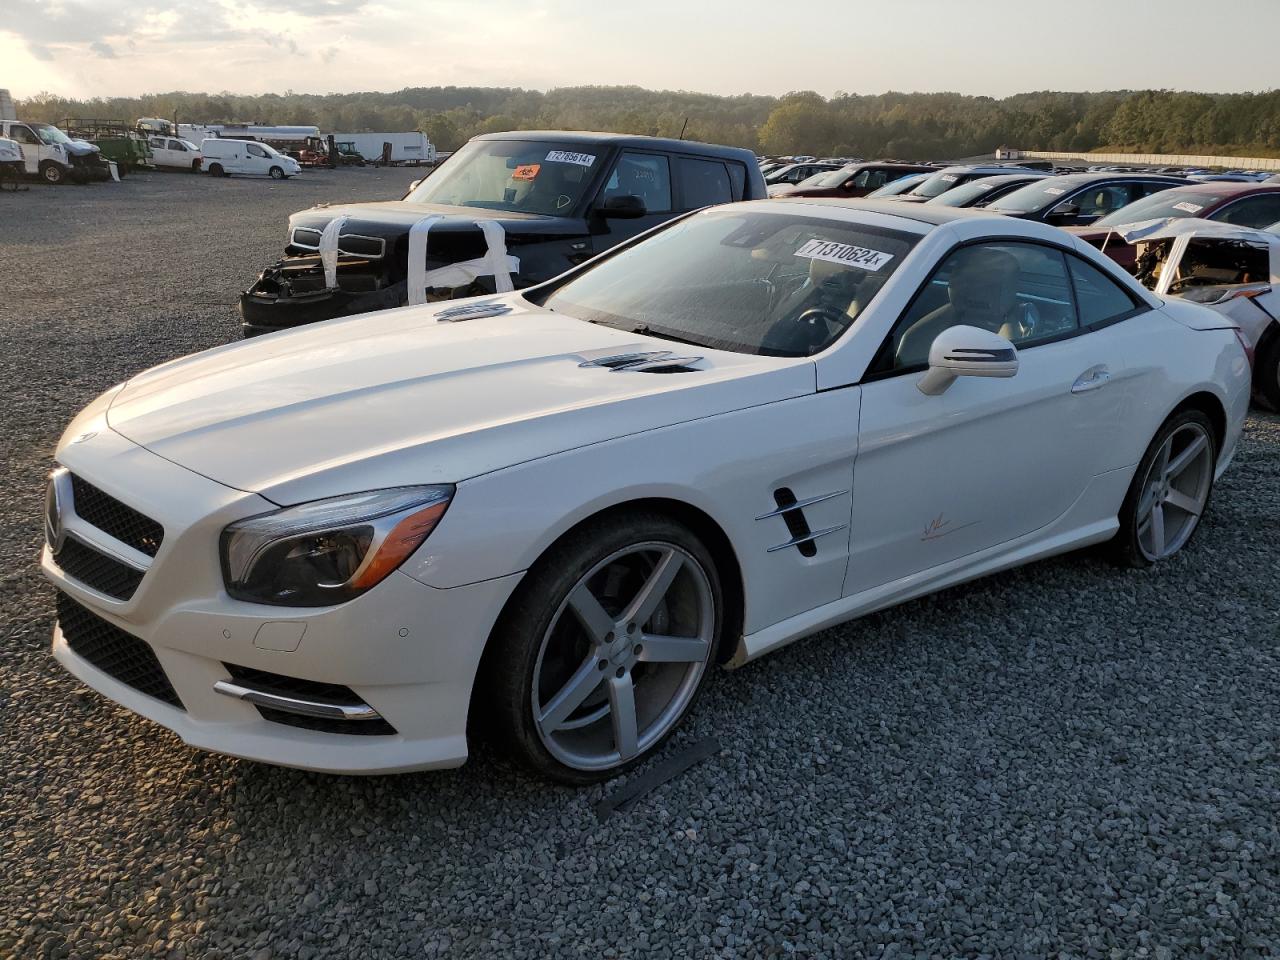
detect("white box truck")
[331,132,436,165]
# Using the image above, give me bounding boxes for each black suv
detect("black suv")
[240,131,766,336]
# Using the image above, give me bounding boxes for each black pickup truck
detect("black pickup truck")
[239,131,767,336]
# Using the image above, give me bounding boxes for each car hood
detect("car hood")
[290,200,583,235]
[105,296,815,504]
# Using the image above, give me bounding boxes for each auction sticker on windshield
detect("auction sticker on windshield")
[795,238,895,271]
[513,163,541,181]
[1172,201,1204,214]
[546,151,596,167]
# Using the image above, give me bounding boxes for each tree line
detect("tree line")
[17,85,1280,159]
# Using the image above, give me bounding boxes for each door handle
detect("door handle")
[1071,366,1112,394]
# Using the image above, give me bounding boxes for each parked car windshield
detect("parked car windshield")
[542,208,920,357]
[30,123,73,146]
[928,180,1000,207]
[1092,190,1226,228]
[404,139,601,216]
[867,174,928,198]
[801,167,855,189]
[908,170,972,199]
[987,181,1080,214]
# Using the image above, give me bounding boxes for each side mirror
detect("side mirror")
[598,194,647,219]
[917,325,1019,396]
[1046,202,1081,224]
[408,179,422,191]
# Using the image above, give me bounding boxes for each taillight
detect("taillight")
[1233,328,1255,370]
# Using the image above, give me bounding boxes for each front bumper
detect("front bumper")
[42,423,523,774]
[239,256,408,336]
[48,565,521,773]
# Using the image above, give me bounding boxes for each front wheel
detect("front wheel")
[40,161,66,185]
[486,513,722,783]
[269,165,284,180]
[1111,409,1217,567]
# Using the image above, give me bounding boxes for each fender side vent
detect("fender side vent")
[757,488,849,557]
[771,488,816,557]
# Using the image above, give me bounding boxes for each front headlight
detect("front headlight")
[220,486,454,607]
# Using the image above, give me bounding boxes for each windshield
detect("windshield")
[987,180,1081,214]
[908,170,973,199]
[801,167,854,189]
[867,174,927,198]
[1092,190,1225,228]
[181,140,199,151]
[404,139,601,216]
[928,180,1001,207]
[542,208,919,357]
[30,123,73,146]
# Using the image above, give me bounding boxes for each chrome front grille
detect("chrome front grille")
[52,537,144,600]
[68,473,164,556]
[47,469,162,601]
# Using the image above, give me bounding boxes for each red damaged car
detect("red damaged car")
[1070,182,1280,271]
[768,162,936,199]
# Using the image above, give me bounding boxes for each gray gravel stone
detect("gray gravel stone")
[2,169,1280,959]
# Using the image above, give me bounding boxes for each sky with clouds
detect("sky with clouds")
[5,0,1280,101]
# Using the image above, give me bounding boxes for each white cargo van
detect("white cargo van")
[201,138,301,179]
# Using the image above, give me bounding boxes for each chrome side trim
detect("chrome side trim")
[213,680,382,721]
[754,490,848,521]
[766,524,849,554]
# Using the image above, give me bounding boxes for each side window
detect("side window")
[247,143,268,158]
[171,140,186,152]
[1214,195,1280,228]
[149,137,164,148]
[887,242,1079,369]
[678,157,733,209]
[1061,184,1132,218]
[601,152,671,212]
[9,125,38,145]
[726,161,746,200]
[866,170,892,189]
[1067,256,1140,326]
[1135,181,1172,200]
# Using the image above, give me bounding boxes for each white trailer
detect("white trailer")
[177,123,320,147]
[332,131,436,165]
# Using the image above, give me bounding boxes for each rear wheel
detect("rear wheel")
[269,165,284,180]
[0,165,19,191]
[39,161,65,185]
[1111,409,1216,567]
[487,513,722,784]
[1255,334,1280,411]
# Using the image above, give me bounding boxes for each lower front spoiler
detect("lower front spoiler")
[239,280,407,337]
[52,625,470,774]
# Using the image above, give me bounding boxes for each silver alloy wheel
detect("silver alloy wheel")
[1136,421,1214,562]
[531,541,715,771]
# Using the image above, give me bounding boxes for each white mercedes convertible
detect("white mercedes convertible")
[43,200,1251,781]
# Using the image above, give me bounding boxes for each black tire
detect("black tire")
[484,511,723,784]
[0,166,19,192]
[40,161,66,185]
[1110,408,1217,568]
[1255,334,1280,412]
[207,163,224,177]
[269,165,284,180]
[117,164,128,179]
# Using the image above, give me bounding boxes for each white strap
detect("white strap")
[406,215,444,305]
[477,220,515,293]
[317,215,349,290]
[407,215,518,305]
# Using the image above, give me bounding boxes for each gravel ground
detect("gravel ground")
[3,169,1280,959]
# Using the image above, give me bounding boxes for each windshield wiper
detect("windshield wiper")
[629,324,708,348]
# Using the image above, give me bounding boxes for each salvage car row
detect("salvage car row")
[38,128,1263,786]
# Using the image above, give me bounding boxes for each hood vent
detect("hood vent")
[434,301,513,322]
[578,350,703,374]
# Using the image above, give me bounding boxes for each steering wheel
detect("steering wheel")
[763,305,849,356]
